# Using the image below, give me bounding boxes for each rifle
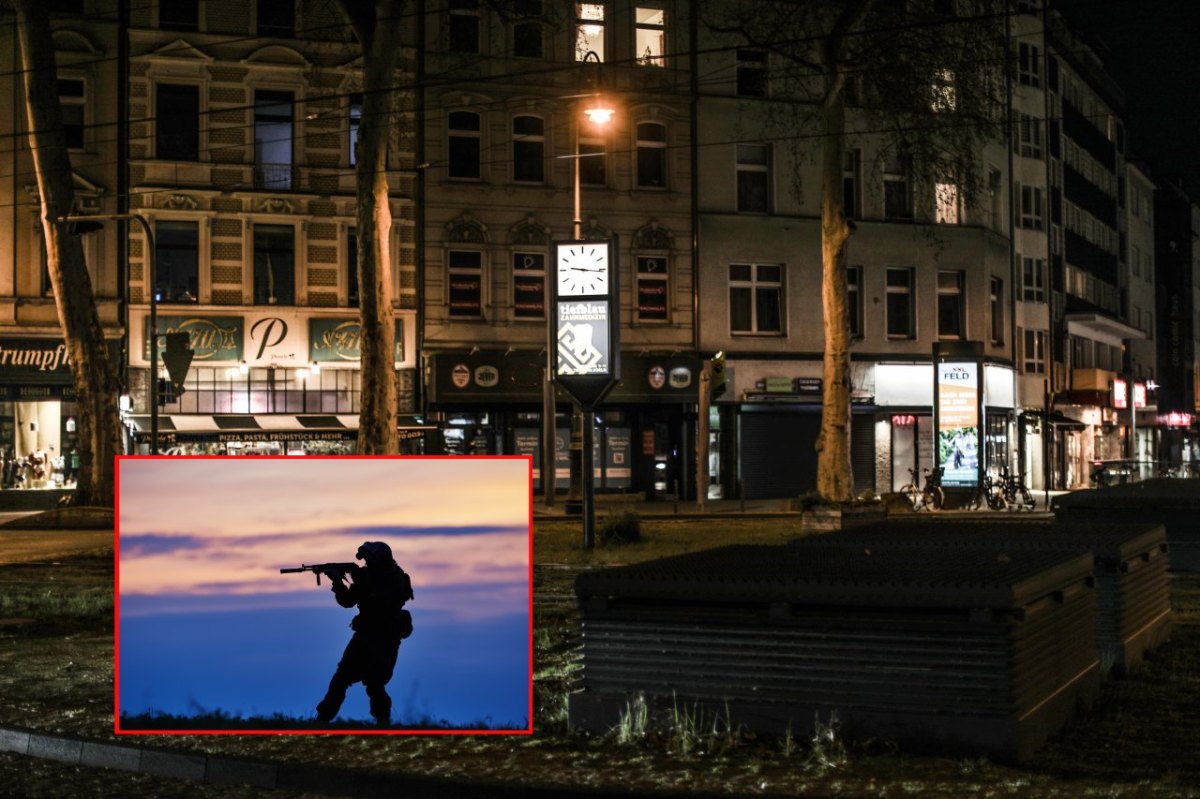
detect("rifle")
[280,562,360,586]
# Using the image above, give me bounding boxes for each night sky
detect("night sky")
[1057,0,1200,194]
[116,457,531,730]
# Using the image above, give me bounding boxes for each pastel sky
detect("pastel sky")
[116,456,531,729]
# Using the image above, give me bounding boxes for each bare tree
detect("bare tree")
[14,0,121,506]
[705,0,1010,501]
[334,0,407,454]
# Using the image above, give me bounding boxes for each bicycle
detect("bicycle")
[899,467,942,511]
[967,472,1008,510]
[919,466,945,511]
[899,467,923,511]
[999,467,1036,511]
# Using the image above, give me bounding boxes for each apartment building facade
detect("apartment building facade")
[418,1,698,499]
[0,1,123,485]
[121,0,421,454]
[694,3,1016,500]
[5,0,1188,496]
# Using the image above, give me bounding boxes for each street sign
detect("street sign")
[162,331,195,389]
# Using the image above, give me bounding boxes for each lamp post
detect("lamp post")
[60,213,158,452]
[550,54,614,518]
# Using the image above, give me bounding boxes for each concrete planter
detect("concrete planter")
[799,502,887,532]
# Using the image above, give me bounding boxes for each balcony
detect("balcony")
[1071,368,1116,391]
[254,163,298,191]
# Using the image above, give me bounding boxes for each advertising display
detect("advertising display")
[936,361,979,488]
[550,239,619,409]
[555,301,611,376]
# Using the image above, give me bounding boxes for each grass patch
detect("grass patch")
[119,709,521,732]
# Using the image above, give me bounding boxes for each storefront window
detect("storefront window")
[160,366,360,414]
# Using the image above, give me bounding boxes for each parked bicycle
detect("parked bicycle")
[967,472,1008,511]
[900,467,944,511]
[999,467,1036,511]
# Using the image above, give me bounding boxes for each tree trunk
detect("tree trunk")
[816,87,855,503]
[15,1,121,506]
[338,1,405,454]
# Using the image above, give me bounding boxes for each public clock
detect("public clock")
[556,243,610,297]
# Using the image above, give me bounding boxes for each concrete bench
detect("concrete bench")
[571,544,1099,763]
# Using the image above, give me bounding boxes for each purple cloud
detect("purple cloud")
[120,534,207,558]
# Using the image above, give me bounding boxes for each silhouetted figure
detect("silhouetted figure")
[315,541,414,727]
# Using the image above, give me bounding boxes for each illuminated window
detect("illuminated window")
[576,3,606,61]
[635,7,665,67]
[512,252,546,320]
[936,183,961,224]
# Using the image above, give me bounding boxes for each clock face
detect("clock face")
[556,243,610,297]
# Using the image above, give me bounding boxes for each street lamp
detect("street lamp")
[59,213,161,452]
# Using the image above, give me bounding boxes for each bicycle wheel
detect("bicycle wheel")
[987,489,1007,511]
[927,487,944,511]
[967,490,983,511]
[1018,487,1035,511]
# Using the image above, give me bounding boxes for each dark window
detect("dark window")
[636,122,667,188]
[448,250,483,318]
[48,0,83,12]
[937,270,964,339]
[736,144,769,213]
[448,111,481,179]
[842,150,860,219]
[513,1,543,58]
[636,256,669,322]
[990,277,1004,344]
[449,0,480,53]
[348,93,362,166]
[847,266,862,337]
[736,49,766,97]
[156,84,200,160]
[1018,42,1040,87]
[1022,329,1046,373]
[886,267,915,338]
[1022,256,1045,301]
[512,252,546,320]
[346,228,359,307]
[884,154,912,220]
[254,90,294,189]
[257,0,295,37]
[155,221,200,303]
[160,0,199,31]
[729,263,783,335]
[513,115,544,182]
[58,79,85,150]
[578,139,606,186]
[253,225,295,306]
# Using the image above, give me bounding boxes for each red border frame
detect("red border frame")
[113,454,535,736]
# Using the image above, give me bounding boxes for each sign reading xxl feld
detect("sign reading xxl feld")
[935,361,980,488]
[551,239,620,408]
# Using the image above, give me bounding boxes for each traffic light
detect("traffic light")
[710,351,727,401]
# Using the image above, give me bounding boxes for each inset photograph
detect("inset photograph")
[116,456,531,734]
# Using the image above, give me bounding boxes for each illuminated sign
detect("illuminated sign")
[551,239,620,408]
[936,361,979,488]
[1113,378,1128,409]
[1159,411,1192,428]
[891,414,916,427]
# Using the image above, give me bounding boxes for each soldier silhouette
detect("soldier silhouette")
[315,541,413,726]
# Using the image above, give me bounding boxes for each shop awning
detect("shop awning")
[1019,410,1087,429]
[124,414,437,442]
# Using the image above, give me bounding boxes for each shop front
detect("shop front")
[0,337,120,490]
[127,308,424,454]
[426,350,699,500]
